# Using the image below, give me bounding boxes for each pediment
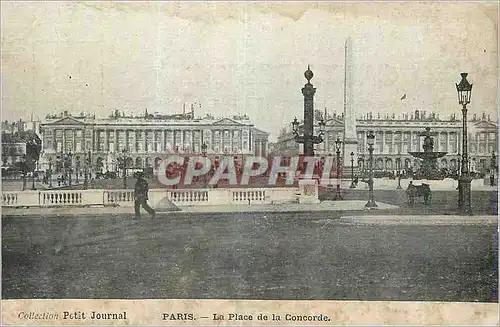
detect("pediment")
[47,117,85,125]
[212,118,243,126]
[324,118,344,126]
[472,120,497,129]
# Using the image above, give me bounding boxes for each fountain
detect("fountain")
[408,127,447,180]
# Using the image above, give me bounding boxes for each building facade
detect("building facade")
[39,111,269,172]
[275,110,498,174]
[1,130,41,168]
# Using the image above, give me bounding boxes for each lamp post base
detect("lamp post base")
[458,174,473,216]
[365,199,378,209]
[334,185,343,200]
[349,181,356,189]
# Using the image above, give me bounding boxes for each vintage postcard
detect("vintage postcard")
[1,1,498,326]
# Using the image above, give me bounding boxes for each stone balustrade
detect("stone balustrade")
[1,187,301,208]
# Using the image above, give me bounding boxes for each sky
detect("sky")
[1,2,498,141]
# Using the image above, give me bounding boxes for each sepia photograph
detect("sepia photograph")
[1,1,498,325]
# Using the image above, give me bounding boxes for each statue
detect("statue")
[419,127,437,153]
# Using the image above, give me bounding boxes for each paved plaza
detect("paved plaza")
[2,186,498,301]
[2,197,498,301]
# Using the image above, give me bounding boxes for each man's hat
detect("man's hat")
[135,171,144,178]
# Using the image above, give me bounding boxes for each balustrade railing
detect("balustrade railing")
[168,190,210,204]
[2,192,18,206]
[232,190,266,203]
[104,190,135,204]
[2,186,301,208]
[41,191,83,206]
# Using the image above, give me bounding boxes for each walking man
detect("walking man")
[134,172,156,219]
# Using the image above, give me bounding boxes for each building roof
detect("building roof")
[41,116,256,127]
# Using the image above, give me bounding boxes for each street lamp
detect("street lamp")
[334,137,343,200]
[48,157,53,188]
[491,152,497,186]
[75,157,80,184]
[201,142,207,157]
[396,150,402,189]
[456,72,473,215]
[83,150,91,190]
[118,149,129,189]
[31,160,36,190]
[349,151,356,188]
[359,155,365,176]
[291,65,325,156]
[365,131,377,209]
[62,151,73,186]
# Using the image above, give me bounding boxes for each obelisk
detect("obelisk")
[343,37,358,177]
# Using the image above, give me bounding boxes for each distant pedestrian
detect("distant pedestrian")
[134,172,156,219]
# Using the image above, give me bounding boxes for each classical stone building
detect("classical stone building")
[39,111,269,172]
[275,110,498,174]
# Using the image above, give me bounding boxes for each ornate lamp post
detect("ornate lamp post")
[396,150,402,189]
[30,162,36,190]
[118,149,129,189]
[359,155,365,176]
[491,152,497,186]
[456,72,473,215]
[365,131,377,209]
[349,152,356,188]
[67,151,73,186]
[201,142,207,157]
[48,157,53,188]
[201,142,208,186]
[75,157,80,184]
[334,137,343,200]
[83,151,91,190]
[291,65,326,156]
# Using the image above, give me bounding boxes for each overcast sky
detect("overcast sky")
[1,2,497,140]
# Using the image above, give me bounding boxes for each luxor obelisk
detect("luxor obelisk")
[343,37,358,177]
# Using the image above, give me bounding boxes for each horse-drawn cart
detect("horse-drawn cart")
[406,181,431,205]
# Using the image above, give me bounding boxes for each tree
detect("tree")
[25,134,42,190]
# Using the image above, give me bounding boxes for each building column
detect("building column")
[476,132,480,155]
[211,129,215,151]
[248,129,252,152]
[446,132,450,153]
[191,130,195,152]
[72,129,76,152]
[230,130,234,154]
[181,129,185,151]
[390,132,394,154]
[115,129,119,152]
[105,130,110,152]
[485,132,489,154]
[61,129,66,152]
[240,128,243,153]
[436,132,441,152]
[381,131,385,153]
[163,130,167,152]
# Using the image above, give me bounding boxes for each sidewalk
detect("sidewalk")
[1,200,399,217]
[335,215,498,225]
